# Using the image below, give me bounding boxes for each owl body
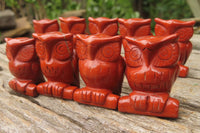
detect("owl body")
[155,18,195,77]
[118,18,152,37]
[79,57,124,95]
[118,34,180,118]
[88,17,118,35]
[6,37,44,97]
[32,32,78,99]
[33,19,59,33]
[74,34,125,109]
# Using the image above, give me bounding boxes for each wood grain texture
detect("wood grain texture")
[0,35,200,133]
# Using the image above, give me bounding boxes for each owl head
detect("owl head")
[118,18,152,37]
[33,19,59,33]
[123,34,179,68]
[59,17,86,34]
[155,18,195,42]
[5,37,37,62]
[88,17,118,36]
[32,32,73,62]
[76,34,122,61]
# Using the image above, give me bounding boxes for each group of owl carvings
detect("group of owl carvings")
[5,17,195,118]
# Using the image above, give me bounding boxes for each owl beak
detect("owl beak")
[143,48,151,66]
[87,45,96,60]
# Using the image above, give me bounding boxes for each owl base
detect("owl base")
[179,64,189,78]
[73,87,119,109]
[37,81,77,100]
[9,78,38,97]
[118,91,179,118]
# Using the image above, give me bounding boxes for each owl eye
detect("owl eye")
[176,27,193,42]
[153,43,179,67]
[45,23,59,32]
[103,23,118,36]
[16,44,35,62]
[53,41,72,61]
[134,25,151,36]
[96,42,120,62]
[125,46,142,67]
[71,23,85,34]
[89,23,98,34]
[155,24,168,36]
[36,41,46,60]
[76,40,87,60]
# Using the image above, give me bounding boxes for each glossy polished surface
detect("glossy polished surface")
[118,18,152,37]
[5,37,44,97]
[59,16,86,34]
[33,19,59,33]
[74,34,125,109]
[118,34,180,118]
[88,17,118,36]
[155,18,195,77]
[32,32,79,99]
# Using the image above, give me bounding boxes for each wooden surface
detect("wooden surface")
[187,0,200,18]
[0,17,31,42]
[0,35,200,133]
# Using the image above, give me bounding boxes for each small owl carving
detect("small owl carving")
[5,37,44,97]
[74,34,125,109]
[118,18,152,37]
[33,19,59,33]
[32,32,79,99]
[88,17,118,36]
[59,17,86,34]
[155,18,195,77]
[118,34,180,118]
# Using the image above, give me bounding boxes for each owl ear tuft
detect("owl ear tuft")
[161,34,179,44]
[154,18,166,24]
[5,38,12,42]
[118,18,126,24]
[32,33,39,39]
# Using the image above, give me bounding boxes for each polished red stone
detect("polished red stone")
[32,32,79,99]
[59,16,86,34]
[5,37,44,97]
[74,34,125,109]
[118,34,180,118]
[88,17,118,36]
[155,18,195,77]
[118,18,152,37]
[33,19,59,33]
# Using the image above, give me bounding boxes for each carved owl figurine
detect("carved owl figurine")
[59,17,86,34]
[155,18,195,77]
[88,17,118,36]
[74,34,125,109]
[5,37,44,97]
[32,32,79,99]
[118,18,152,37]
[33,19,59,33]
[118,34,180,118]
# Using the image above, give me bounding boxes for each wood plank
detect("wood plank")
[0,40,200,132]
[187,0,200,18]
[0,17,31,42]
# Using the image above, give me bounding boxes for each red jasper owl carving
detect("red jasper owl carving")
[32,32,79,99]
[154,18,195,77]
[118,18,152,37]
[74,34,125,109]
[33,19,59,33]
[5,37,44,97]
[88,17,118,36]
[59,17,86,34]
[118,34,180,118]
